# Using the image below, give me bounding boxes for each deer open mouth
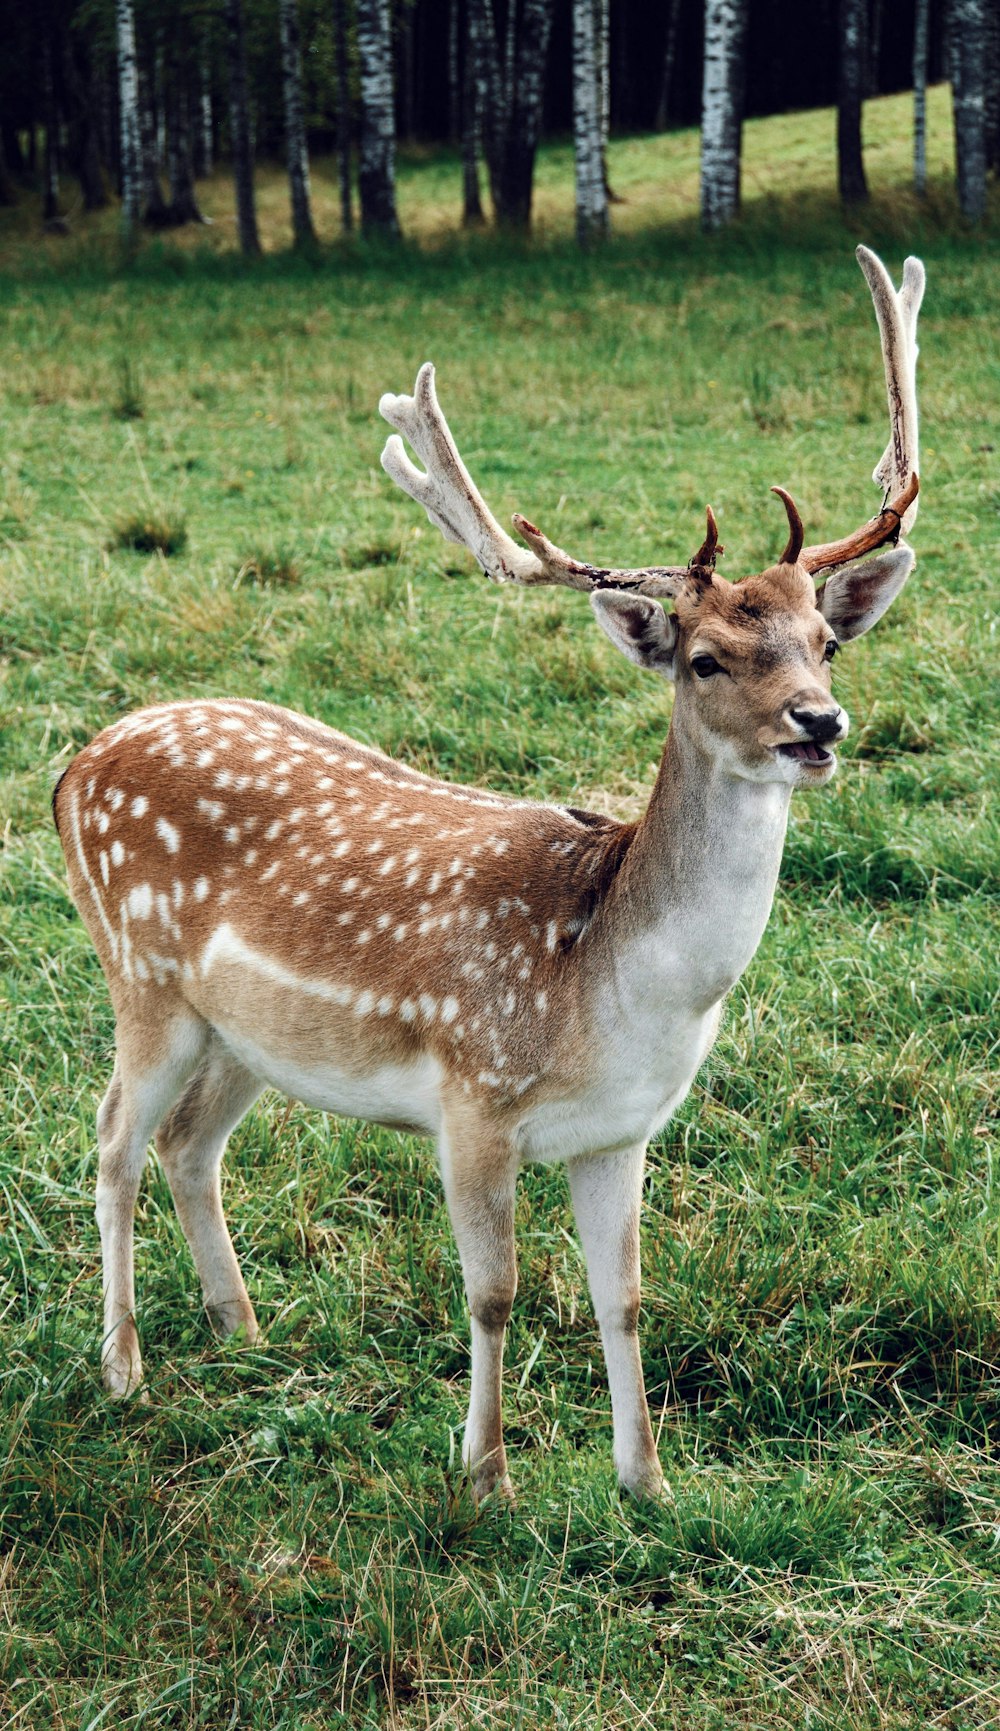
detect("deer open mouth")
[775,741,834,766]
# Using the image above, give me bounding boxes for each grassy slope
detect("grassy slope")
[1,88,999,1729]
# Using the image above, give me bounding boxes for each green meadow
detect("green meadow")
[1,87,998,1728]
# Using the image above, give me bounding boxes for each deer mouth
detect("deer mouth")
[774,741,834,767]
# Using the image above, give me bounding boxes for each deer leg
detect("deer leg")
[567,1144,663,1499]
[96,1012,208,1397]
[155,1041,263,1342]
[439,1121,519,1503]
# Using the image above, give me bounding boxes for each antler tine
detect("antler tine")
[691,505,722,572]
[799,249,922,576]
[861,247,923,535]
[380,363,539,583]
[770,487,803,565]
[380,363,698,602]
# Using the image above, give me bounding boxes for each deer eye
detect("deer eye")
[823,638,838,661]
[690,654,722,679]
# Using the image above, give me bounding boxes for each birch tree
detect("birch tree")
[573,0,608,247]
[116,0,142,228]
[225,0,260,255]
[195,52,213,178]
[699,0,748,232]
[837,0,868,204]
[279,0,316,245]
[357,0,400,237]
[913,0,929,195]
[950,0,987,221]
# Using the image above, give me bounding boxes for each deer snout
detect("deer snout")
[787,704,849,744]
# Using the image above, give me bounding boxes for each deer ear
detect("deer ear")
[590,591,679,679]
[816,545,914,642]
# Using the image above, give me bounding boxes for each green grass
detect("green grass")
[1,91,999,1728]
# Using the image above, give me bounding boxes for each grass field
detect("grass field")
[1,87,999,1729]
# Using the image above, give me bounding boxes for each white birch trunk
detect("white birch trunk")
[279,0,316,245]
[357,0,400,237]
[198,55,213,177]
[699,0,747,232]
[573,0,608,246]
[913,0,929,195]
[116,0,142,227]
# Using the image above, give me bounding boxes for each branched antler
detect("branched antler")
[795,246,922,574]
[380,364,714,600]
[380,248,922,598]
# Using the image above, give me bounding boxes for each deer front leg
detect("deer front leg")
[439,1120,519,1503]
[567,1144,662,1499]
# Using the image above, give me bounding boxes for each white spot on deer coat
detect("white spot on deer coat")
[156,817,180,853]
[110,839,125,867]
[128,883,153,920]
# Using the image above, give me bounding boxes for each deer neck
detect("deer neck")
[596,709,792,1015]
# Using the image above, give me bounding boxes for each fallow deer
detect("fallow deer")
[54,246,922,1501]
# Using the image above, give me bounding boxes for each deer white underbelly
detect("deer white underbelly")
[212,1018,445,1134]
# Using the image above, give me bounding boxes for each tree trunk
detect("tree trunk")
[986,6,1000,176]
[475,0,556,230]
[195,53,213,177]
[837,0,869,204]
[138,53,170,224]
[334,0,353,231]
[357,0,400,237]
[61,32,108,211]
[655,0,683,130]
[42,35,63,227]
[951,0,986,221]
[913,0,929,195]
[165,59,205,223]
[225,0,261,254]
[700,0,748,231]
[116,0,143,228]
[279,0,316,245]
[596,0,618,198]
[462,2,485,225]
[573,0,609,246]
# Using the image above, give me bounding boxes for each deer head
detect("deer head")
[380,247,922,790]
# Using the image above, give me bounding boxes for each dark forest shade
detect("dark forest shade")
[477,0,557,230]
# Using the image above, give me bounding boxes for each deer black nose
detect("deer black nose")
[790,707,845,744]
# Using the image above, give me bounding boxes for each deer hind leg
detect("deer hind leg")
[439,1115,519,1503]
[154,1040,263,1342]
[567,1144,663,1499]
[96,1009,209,1397]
